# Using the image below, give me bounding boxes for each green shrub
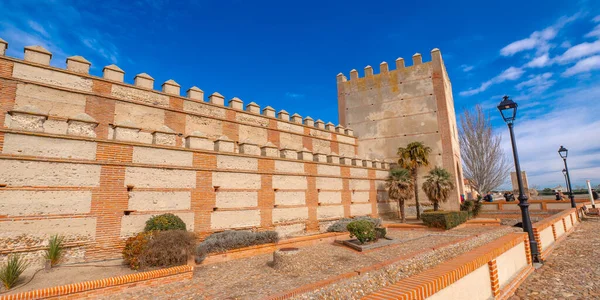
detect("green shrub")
[326,216,382,232]
[375,227,387,239]
[0,255,28,290]
[347,220,376,244]
[144,213,186,232]
[460,200,482,219]
[123,232,153,270]
[196,230,279,263]
[140,230,196,268]
[421,211,469,229]
[45,234,64,267]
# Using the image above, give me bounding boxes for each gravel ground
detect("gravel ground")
[297,226,519,299]
[108,226,514,299]
[510,217,600,300]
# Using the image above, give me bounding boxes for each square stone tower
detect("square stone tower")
[337,49,464,211]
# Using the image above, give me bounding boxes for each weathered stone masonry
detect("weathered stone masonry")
[337,50,464,212]
[0,40,393,263]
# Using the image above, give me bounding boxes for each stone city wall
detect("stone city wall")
[0,40,390,262]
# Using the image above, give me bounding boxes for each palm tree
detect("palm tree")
[422,167,455,211]
[385,168,414,223]
[397,142,432,220]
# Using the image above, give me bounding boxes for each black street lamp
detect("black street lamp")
[558,146,576,208]
[562,168,568,195]
[497,95,540,262]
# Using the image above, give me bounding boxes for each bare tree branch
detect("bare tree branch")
[459,105,510,195]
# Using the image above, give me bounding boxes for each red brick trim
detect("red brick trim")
[0,265,193,300]
[488,259,500,297]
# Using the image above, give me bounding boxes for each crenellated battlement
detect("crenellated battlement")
[336,49,441,83]
[0,41,352,137]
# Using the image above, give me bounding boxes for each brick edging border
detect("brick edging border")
[0,265,193,300]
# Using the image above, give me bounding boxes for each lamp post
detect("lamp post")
[562,168,569,195]
[497,95,539,262]
[558,146,576,208]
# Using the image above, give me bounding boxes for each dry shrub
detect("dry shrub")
[140,230,196,269]
[196,230,279,263]
[122,230,196,270]
[122,232,153,270]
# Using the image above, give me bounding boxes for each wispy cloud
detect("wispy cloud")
[515,72,555,94]
[285,92,305,99]
[525,53,551,68]
[585,24,600,38]
[0,1,123,68]
[460,67,524,96]
[500,14,581,57]
[562,55,600,76]
[554,40,600,64]
[460,64,474,72]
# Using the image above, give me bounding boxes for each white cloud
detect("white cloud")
[496,66,525,81]
[562,55,600,76]
[460,67,524,96]
[500,14,580,57]
[0,2,122,68]
[585,24,600,39]
[525,53,551,68]
[285,92,305,98]
[500,34,544,56]
[515,72,555,94]
[594,15,600,23]
[555,40,600,64]
[560,41,572,48]
[27,20,49,38]
[461,64,474,72]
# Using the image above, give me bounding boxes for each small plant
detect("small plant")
[0,255,28,290]
[326,216,382,232]
[460,200,482,218]
[123,232,153,270]
[45,234,65,267]
[144,213,186,232]
[140,230,196,268]
[346,220,376,244]
[196,230,279,263]
[375,227,387,239]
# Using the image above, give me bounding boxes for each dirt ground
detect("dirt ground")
[0,259,135,295]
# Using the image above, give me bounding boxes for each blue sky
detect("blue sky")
[1,0,599,189]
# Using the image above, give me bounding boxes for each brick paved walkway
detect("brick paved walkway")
[510,217,600,299]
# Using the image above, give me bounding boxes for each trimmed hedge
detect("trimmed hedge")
[421,211,468,230]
